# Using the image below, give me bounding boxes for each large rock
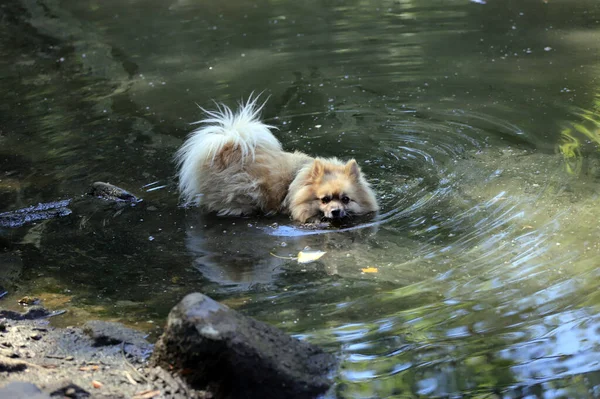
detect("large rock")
[151,293,337,399]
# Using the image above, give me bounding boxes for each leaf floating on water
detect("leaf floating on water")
[361,267,378,273]
[297,250,326,264]
[269,250,326,263]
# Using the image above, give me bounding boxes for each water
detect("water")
[2,0,600,396]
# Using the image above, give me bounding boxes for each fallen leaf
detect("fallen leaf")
[92,380,103,389]
[297,250,326,264]
[361,267,378,273]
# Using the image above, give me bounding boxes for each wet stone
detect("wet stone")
[151,293,337,399]
[89,182,140,203]
[0,200,72,228]
[0,306,52,320]
[47,382,90,399]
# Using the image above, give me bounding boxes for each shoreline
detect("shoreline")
[0,310,209,399]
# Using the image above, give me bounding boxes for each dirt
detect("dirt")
[0,312,211,399]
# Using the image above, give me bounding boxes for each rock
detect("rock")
[0,200,72,228]
[29,333,42,340]
[89,182,140,203]
[82,320,149,347]
[0,382,50,399]
[151,293,337,399]
[0,306,54,320]
[0,182,142,229]
[45,381,90,399]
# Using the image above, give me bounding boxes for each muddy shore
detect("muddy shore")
[0,309,209,399]
[0,293,337,399]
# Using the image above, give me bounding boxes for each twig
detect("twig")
[121,342,148,382]
[123,370,138,385]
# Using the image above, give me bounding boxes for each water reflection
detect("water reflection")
[2,0,600,397]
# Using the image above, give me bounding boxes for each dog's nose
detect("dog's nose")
[331,209,341,218]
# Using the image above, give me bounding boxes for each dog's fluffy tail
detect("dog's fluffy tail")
[175,95,282,205]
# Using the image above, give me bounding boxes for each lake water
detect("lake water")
[2,0,600,397]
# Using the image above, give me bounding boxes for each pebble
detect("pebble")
[30,333,42,340]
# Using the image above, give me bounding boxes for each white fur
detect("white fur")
[175,96,282,205]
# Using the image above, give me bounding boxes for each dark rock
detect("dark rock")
[47,382,90,399]
[0,306,53,320]
[151,293,337,399]
[0,382,50,399]
[0,200,72,228]
[0,182,142,229]
[89,182,140,203]
[0,358,29,372]
[82,320,149,347]
[29,333,42,340]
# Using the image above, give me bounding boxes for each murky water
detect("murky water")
[2,0,600,396]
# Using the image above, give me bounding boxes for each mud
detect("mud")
[0,313,209,399]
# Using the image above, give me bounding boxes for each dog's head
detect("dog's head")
[289,158,379,223]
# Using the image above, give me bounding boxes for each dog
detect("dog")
[175,97,379,223]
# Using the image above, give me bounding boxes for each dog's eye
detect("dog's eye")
[341,196,350,204]
[321,196,331,204]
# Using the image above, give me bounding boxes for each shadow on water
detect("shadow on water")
[2,0,600,396]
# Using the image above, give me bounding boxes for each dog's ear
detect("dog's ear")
[345,159,361,180]
[309,159,325,181]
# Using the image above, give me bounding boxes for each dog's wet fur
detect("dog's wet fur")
[176,97,379,223]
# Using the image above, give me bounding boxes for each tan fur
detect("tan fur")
[176,99,379,223]
[285,157,379,222]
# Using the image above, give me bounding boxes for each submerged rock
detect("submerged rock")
[0,181,142,229]
[0,305,63,320]
[0,200,72,228]
[89,181,140,203]
[151,293,337,399]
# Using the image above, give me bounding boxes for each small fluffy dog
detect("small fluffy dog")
[176,97,379,223]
